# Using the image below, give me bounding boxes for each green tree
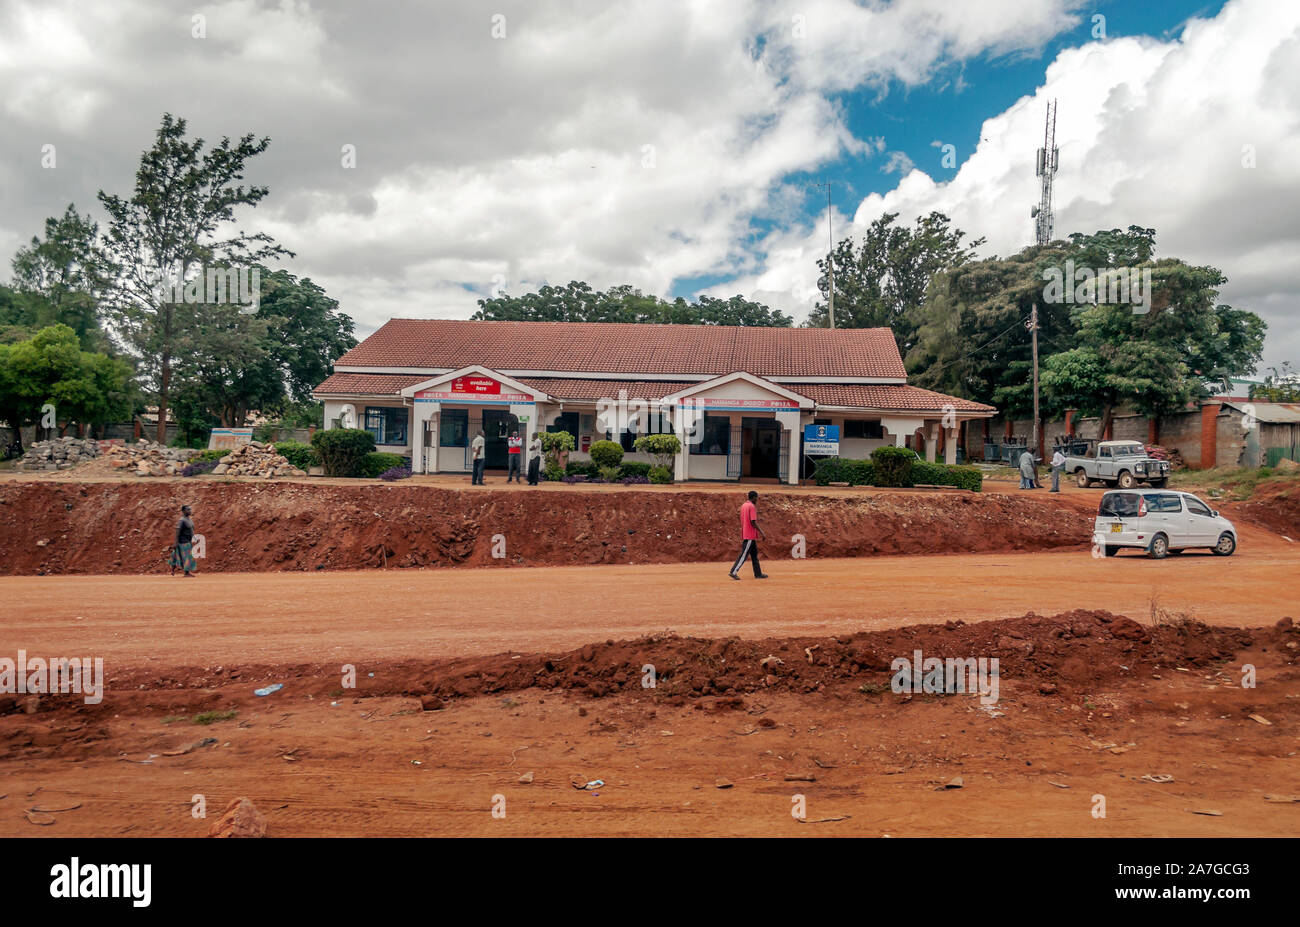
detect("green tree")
[97,113,292,443]
[255,268,356,402]
[807,211,984,357]
[1249,363,1300,402]
[10,204,109,351]
[473,281,791,326]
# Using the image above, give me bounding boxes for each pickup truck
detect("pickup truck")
[1064,440,1170,489]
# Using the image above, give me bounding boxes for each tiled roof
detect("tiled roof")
[314,373,429,395]
[313,372,993,415]
[786,383,995,412]
[332,319,907,379]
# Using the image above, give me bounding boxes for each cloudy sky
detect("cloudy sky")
[1,0,1297,370]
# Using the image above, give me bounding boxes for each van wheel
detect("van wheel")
[1075,469,1090,488]
[1104,545,1119,557]
[1117,470,1136,489]
[1148,534,1168,559]
[1212,532,1236,556]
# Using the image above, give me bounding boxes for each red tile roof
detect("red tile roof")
[332,319,908,379]
[314,373,429,395]
[789,383,995,413]
[314,372,993,414]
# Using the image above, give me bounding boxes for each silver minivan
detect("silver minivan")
[1094,489,1237,558]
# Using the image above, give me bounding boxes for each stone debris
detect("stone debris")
[102,441,198,476]
[210,441,306,478]
[207,797,267,838]
[13,437,100,471]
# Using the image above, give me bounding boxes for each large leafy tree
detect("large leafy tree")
[97,113,292,442]
[473,281,792,326]
[807,211,984,357]
[256,268,356,401]
[10,204,109,351]
[0,324,135,440]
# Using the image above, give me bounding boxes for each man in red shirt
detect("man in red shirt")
[729,490,768,580]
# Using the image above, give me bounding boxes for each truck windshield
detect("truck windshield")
[1099,492,1140,517]
[1112,444,1145,456]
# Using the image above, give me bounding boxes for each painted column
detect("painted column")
[411,401,438,474]
[775,409,802,484]
[944,426,958,465]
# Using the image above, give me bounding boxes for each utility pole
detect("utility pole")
[1028,305,1040,459]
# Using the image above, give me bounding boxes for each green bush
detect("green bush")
[310,428,376,477]
[947,465,982,492]
[588,439,624,469]
[541,430,575,468]
[543,463,565,481]
[360,452,406,478]
[618,461,652,478]
[648,465,673,484]
[871,445,915,487]
[272,440,319,471]
[196,448,232,462]
[633,433,681,469]
[597,465,622,483]
[565,459,598,478]
[814,458,875,486]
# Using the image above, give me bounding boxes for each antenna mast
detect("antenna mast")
[1031,100,1058,245]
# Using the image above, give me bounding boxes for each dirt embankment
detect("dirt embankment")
[1223,483,1300,538]
[0,481,1093,575]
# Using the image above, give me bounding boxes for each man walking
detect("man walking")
[1049,447,1066,493]
[729,490,768,580]
[506,430,523,483]
[527,432,543,485]
[471,430,486,484]
[169,504,198,577]
[1018,450,1037,490]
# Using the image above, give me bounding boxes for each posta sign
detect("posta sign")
[451,375,500,395]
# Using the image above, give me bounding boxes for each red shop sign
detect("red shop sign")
[451,376,500,394]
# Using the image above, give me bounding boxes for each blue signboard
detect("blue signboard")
[803,424,839,455]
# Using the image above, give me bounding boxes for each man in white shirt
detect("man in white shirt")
[1049,448,1067,493]
[471,430,486,484]
[527,434,543,485]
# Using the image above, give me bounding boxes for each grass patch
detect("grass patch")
[1168,466,1300,500]
[193,709,238,725]
[161,715,185,724]
[858,681,889,694]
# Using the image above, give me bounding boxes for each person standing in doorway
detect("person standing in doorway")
[1049,447,1066,493]
[471,430,486,484]
[169,504,197,577]
[729,490,768,580]
[506,430,523,483]
[527,432,543,485]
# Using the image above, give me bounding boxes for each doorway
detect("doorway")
[742,417,781,478]
[481,409,518,470]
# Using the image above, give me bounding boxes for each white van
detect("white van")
[1094,489,1237,558]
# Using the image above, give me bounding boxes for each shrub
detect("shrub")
[361,451,406,478]
[196,448,231,462]
[814,458,875,486]
[588,439,624,469]
[618,461,652,478]
[181,460,218,477]
[597,465,621,483]
[541,430,575,469]
[871,445,915,487]
[947,465,982,492]
[379,466,412,481]
[633,433,681,469]
[543,463,565,481]
[311,428,376,477]
[566,459,598,478]
[272,440,318,471]
[648,465,673,484]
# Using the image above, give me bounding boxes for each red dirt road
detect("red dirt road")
[5,537,1298,667]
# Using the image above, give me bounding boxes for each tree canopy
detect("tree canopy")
[473,281,792,327]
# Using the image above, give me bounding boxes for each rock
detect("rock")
[1275,456,1299,472]
[418,695,444,711]
[1039,682,1058,695]
[518,771,534,784]
[207,797,267,838]
[714,778,733,789]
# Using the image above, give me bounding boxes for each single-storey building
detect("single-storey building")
[312,319,996,483]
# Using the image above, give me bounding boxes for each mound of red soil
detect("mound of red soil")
[0,481,1093,575]
[1224,482,1300,538]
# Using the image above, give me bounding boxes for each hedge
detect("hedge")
[618,461,652,478]
[813,455,981,491]
[360,451,407,478]
[272,439,319,472]
[311,428,376,477]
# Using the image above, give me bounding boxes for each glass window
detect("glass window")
[439,409,468,447]
[1148,493,1182,513]
[691,414,730,456]
[548,412,578,437]
[1098,492,1139,517]
[1099,446,1112,458]
[844,419,883,439]
[1185,496,1213,516]
[364,406,408,445]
